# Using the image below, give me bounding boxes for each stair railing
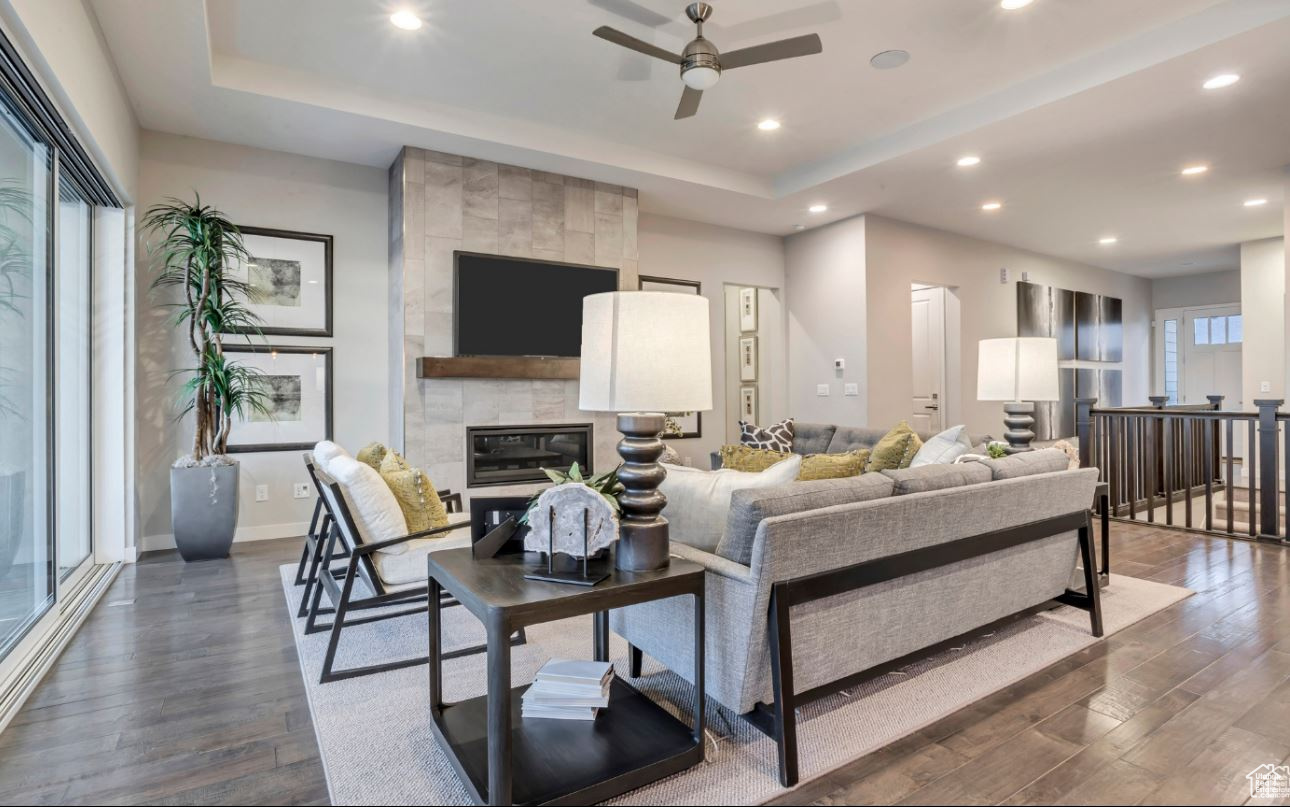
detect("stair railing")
[1076,396,1286,542]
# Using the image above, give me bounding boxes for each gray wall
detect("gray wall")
[389,148,638,501]
[135,131,389,550]
[1151,269,1240,311]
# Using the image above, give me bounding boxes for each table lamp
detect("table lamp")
[977,337,1059,454]
[580,291,713,571]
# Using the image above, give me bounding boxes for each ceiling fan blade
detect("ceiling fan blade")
[593,26,683,64]
[674,86,702,119]
[720,33,823,70]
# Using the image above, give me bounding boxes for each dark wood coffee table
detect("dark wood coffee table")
[426,549,705,806]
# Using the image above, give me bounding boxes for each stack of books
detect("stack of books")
[521,658,613,721]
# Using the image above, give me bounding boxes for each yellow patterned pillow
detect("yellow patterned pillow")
[719,443,791,472]
[356,442,388,470]
[799,449,869,480]
[865,422,924,472]
[378,451,449,534]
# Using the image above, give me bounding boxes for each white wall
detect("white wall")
[784,216,868,425]
[1243,237,1286,409]
[864,216,1152,437]
[135,131,389,550]
[1151,269,1241,311]
[637,213,785,462]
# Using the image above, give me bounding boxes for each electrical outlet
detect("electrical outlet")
[817,384,830,396]
[844,383,859,397]
[255,484,269,502]
[293,483,311,499]
[1000,267,1008,284]
[682,456,692,467]
[1262,381,1272,393]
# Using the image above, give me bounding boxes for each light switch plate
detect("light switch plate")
[1262,381,1272,393]
[844,383,859,397]
[293,483,311,499]
[255,484,269,502]
[817,384,830,396]
[1000,267,1008,284]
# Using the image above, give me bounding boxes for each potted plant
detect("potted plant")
[142,197,269,561]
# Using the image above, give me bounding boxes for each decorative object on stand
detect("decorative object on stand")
[226,226,333,337]
[738,286,758,332]
[580,291,713,571]
[739,335,759,381]
[977,337,1060,454]
[142,197,272,561]
[639,274,701,295]
[521,466,621,586]
[739,385,759,422]
[223,345,333,453]
[662,411,701,439]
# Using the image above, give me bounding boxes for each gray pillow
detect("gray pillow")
[881,462,991,495]
[791,422,837,455]
[716,473,894,565]
[979,448,1070,480]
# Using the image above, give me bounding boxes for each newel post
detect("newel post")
[1148,395,1169,409]
[1207,394,1225,410]
[1076,398,1096,471]
[1254,399,1283,542]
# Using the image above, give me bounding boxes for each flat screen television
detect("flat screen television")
[453,251,619,358]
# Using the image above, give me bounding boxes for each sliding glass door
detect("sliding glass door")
[0,95,52,659]
[55,176,92,580]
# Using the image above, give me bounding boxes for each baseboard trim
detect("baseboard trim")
[139,521,309,554]
[0,562,120,735]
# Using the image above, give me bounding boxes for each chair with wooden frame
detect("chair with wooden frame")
[305,462,525,683]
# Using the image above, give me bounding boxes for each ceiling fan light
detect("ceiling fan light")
[681,65,720,90]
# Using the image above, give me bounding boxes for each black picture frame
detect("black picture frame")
[227,226,334,338]
[639,275,702,295]
[662,412,702,440]
[224,344,333,453]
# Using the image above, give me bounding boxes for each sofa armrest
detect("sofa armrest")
[669,541,758,585]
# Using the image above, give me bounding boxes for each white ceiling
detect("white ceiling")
[91,0,1290,278]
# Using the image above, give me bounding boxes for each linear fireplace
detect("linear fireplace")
[466,424,593,488]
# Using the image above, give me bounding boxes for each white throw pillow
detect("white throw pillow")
[911,425,973,467]
[327,454,411,554]
[659,454,803,554]
[312,440,348,474]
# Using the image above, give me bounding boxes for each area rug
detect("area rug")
[279,566,1190,806]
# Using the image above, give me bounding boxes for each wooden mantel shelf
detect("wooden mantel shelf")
[417,356,580,380]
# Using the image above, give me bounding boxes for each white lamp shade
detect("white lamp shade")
[579,291,713,413]
[977,337,1060,402]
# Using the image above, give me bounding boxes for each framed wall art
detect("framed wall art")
[227,226,333,337]
[662,411,701,440]
[739,335,758,382]
[224,345,333,453]
[739,386,758,423]
[738,287,758,332]
[639,275,701,295]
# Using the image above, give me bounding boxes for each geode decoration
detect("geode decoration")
[523,483,620,558]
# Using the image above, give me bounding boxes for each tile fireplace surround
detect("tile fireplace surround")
[388,147,639,501]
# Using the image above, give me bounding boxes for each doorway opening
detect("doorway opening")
[910,284,960,431]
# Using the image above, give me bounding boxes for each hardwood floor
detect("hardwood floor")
[1,521,1289,805]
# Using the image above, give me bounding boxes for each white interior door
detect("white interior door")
[911,286,946,432]
[1181,305,1242,408]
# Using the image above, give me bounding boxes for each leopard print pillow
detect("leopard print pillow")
[739,418,794,453]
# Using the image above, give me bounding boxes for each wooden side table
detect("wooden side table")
[426,549,706,806]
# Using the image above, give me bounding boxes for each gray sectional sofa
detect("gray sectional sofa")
[709,421,991,470]
[612,448,1100,787]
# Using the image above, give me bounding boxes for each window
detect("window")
[1192,314,1242,347]
[55,176,91,576]
[1194,317,1209,345]
[1163,319,1179,405]
[1210,315,1226,345]
[1227,314,1243,343]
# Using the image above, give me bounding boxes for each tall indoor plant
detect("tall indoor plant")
[143,196,269,561]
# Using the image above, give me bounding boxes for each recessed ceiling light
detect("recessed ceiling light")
[1001,0,1034,9]
[1099,236,1118,245]
[390,10,423,30]
[1181,164,1209,176]
[757,119,781,131]
[870,50,911,70]
[808,204,828,214]
[981,201,1002,211]
[1203,73,1240,90]
[1245,198,1269,207]
[793,224,806,231]
[957,155,981,168]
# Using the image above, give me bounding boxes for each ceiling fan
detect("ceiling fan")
[593,2,823,120]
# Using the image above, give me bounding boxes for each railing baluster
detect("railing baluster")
[1110,414,1120,515]
[1163,414,1173,527]
[1127,415,1137,520]
[1226,418,1234,535]
[1183,418,1193,529]
[1145,415,1155,523]
[1249,416,1258,538]
[1203,418,1213,532]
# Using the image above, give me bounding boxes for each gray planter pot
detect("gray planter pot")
[170,462,239,561]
